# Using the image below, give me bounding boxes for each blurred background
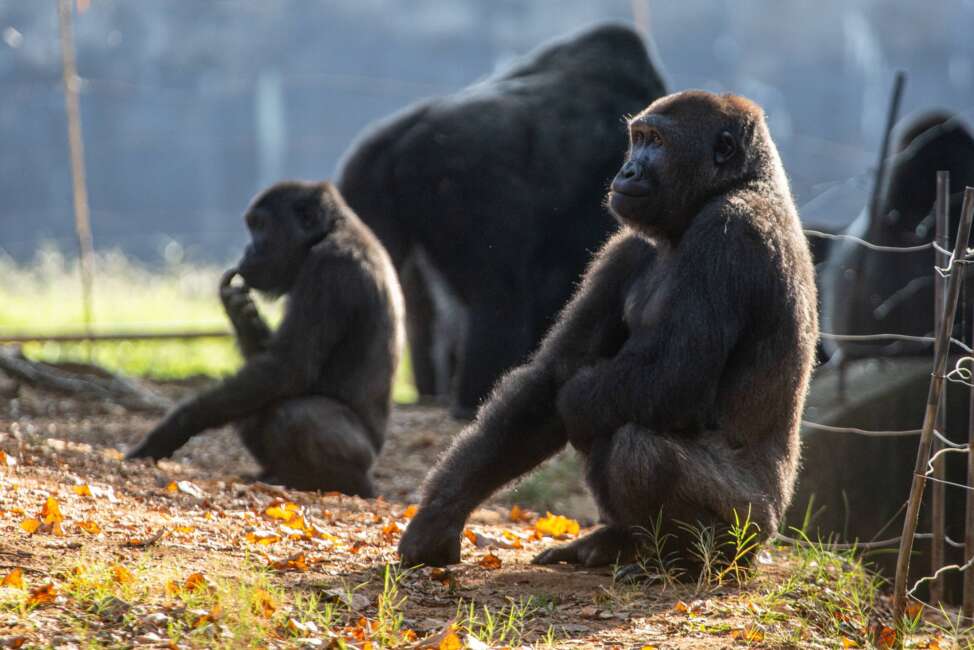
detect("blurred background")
[1,0,973,384]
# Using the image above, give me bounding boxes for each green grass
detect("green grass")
[0,247,417,403]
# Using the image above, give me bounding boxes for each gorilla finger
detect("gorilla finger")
[220,268,240,289]
[531,544,578,565]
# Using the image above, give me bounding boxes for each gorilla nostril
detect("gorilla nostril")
[621,163,638,179]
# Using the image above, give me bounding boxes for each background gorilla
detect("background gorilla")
[126,182,404,496]
[336,23,666,417]
[398,91,818,572]
[819,111,974,361]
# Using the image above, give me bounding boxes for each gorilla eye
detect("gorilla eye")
[646,129,663,146]
[715,130,737,165]
[631,130,644,146]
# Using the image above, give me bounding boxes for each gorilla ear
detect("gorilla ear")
[714,130,737,165]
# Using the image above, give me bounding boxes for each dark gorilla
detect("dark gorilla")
[398,91,818,571]
[336,23,666,417]
[820,112,974,361]
[126,182,404,497]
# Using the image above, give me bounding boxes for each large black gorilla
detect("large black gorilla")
[398,91,819,572]
[819,112,974,360]
[336,23,666,417]
[127,182,404,496]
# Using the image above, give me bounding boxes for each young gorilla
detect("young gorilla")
[398,91,818,572]
[126,182,404,497]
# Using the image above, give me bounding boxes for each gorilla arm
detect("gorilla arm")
[126,257,358,460]
[397,233,650,566]
[558,217,761,444]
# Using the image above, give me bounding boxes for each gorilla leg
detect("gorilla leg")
[238,397,377,497]
[535,425,774,574]
[400,254,440,398]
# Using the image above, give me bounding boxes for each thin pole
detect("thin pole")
[893,186,974,622]
[931,171,950,606]
[56,0,95,342]
[966,298,974,620]
[867,71,906,225]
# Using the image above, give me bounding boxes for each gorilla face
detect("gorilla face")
[237,182,333,295]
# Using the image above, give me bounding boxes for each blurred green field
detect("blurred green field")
[0,247,418,403]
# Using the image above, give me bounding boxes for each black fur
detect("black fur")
[820,112,974,360]
[336,23,666,417]
[398,91,819,569]
[126,182,404,496]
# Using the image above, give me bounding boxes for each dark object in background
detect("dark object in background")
[397,92,818,572]
[336,22,666,418]
[819,112,974,361]
[126,182,403,496]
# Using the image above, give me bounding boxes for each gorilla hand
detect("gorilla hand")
[125,408,192,461]
[556,365,621,452]
[220,269,271,355]
[397,509,464,567]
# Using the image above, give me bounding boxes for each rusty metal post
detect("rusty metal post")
[893,187,974,623]
[931,171,950,606]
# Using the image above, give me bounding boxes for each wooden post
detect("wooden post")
[893,187,974,623]
[966,298,974,621]
[931,171,950,606]
[56,0,95,341]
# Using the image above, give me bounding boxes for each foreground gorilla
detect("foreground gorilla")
[337,23,666,417]
[820,111,974,361]
[127,182,404,496]
[398,91,819,569]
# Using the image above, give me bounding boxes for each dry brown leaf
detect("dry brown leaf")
[534,512,580,539]
[246,529,282,546]
[478,553,502,570]
[381,521,401,543]
[26,583,57,607]
[875,626,897,649]
[905,599,923,620]
[184,572,212,592]
[1,568,24,589]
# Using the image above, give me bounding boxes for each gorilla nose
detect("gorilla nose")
[612,161,651,196]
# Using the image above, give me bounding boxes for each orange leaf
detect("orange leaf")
[111,565,134,584]
[438,627,463,650]
[246,530,281,546]
[193,603,222,628]
[841,638,859,648]
[463,529,478,545]
[252,588,276,618]
[19,519,40,534]
[164,580,180,596]
[1,568,24,589]
[269,552,309,572]
[509,505,532,523]
[26,583,57,607]
[381,521,401,543]
[403,504,418,519]
[905,599,923,620]
[78,520,101,535]
[41,497,63,525]
[184,572,211,592]
[478,553,502,570]
[534,512,580,539]
[730,626,765,642]
[673,600,690,614]
[876,626,897,649]
[501,530,523,549]
[73,484,93,497]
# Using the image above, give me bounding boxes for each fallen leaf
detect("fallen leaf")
[841,638,859,648]
[1,568,24,589]
[0,451,16,467]
[730,625,765,642]
[246,529,282,546]
[382,521,401,543]
[403,504,418,519]
[463,529,478,545]
[72,484,93,497]
[184,572,212,592]
[478,553,502,570]
[252,588,276,618]
[875,626,897,650]
[78,520,100,535]
[905,599,923,620]
[166,480,204,499]
[164,580,180,597]
[26,583,57,607]
[534,512,580,539]
[111,565,134,584]
[287,618,320,635]
[269,552,309,572]
[509,505,532,523]
[19,519,40,535]
[192,603,222,628]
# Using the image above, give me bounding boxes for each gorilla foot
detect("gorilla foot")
[531,526,635,568]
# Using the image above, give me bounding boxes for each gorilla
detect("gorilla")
[398,91,818,572]
[126,182,404,497]
[819,111,974,361]
[336,23,666,417]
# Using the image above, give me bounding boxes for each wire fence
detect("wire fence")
[795,182,974,625]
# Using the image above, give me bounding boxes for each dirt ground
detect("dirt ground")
[0,373,953,648]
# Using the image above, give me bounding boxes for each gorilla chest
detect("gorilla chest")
[623,266,671,330]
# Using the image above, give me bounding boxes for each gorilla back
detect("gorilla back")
[127,182,404,496]
[337,23,666,416]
